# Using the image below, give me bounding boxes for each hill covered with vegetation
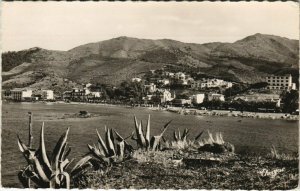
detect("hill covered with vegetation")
[2,34,299,93]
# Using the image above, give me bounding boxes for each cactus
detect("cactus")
[174,128,190,142]
[86,127,134,166]
[17,122,92,188]
[132,115,172,151]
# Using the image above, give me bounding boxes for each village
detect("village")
[2,68,298,114]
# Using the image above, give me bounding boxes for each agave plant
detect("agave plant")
[174,128,190,142]
[198,131,235,153]
[166,129,204,150]
[17,122,91,188]
[132,115,172,151]
[86,127,134,166]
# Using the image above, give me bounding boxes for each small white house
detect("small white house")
[42,90,54,100]
[175,72,186,80]
[132,77,142,83]
[85,83,92,88]
[144,83,157,93]
[208,93,225,102]
[157,89,174,103]
[158,79,170,85]
[192,94,205,104]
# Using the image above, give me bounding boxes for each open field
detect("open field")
[1,102,298,187]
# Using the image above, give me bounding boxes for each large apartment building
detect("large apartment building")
[265,74,296,90]
[10,89,32,101]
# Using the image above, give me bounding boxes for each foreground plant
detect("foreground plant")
[86,127,134,166]
[198,131,235,153]
[165,129,204,150]
[132,115,172,151]
[17,123,91,188]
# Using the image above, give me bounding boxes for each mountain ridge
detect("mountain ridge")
[2,33,299,93]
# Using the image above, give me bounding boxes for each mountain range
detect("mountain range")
[2,33,299,93]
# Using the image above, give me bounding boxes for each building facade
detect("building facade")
[11,89,32,101]
[192,94,205,104]
[265,74,295,90]
[234,93,281,107]
[208,93,225,102]
[41,90,54,100]
[144,83,157,93]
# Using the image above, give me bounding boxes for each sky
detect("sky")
[1,1,299,52]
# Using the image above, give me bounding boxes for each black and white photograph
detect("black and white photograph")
[1,1,299,189]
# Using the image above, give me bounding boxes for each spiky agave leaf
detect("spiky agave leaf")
[71,156,92,173]
[39,122,51,170]
[194,130,204,141]
[96,129,109,156]
[51,128,70,169]
[116,141,125,160]
[18,170,30,188]
[133,116,146,148]
[150,120,172,151]
[59,171,70,189]
[105,128,116,157]
[18,135,50,183]
[113,129,132,149]
[138,122,147,148]
[174,131,178,142]
[181,128,190,141]
[19,166,49,188]
[87,144,104,159]
[145,115,151,148]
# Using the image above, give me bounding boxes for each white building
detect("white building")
[41,90,54,100]
[192,94,205,104]
[87,91,102,100]
[156,89,174,103]
[200,79,232,89]
[265,74,295,90]
[144,83,157,93]
[208,93,225,102]
[164,72,175,78]
[85,83,92,88]
[192,79,232,89]
[191,80,202,89]
[158,79,170,86]
[11,89,32,101]
[132,77,142,83]
[174,72,186,80]
[234,93,281,107]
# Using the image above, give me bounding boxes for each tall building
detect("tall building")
[11,89,32,101]
[265,74,296,90]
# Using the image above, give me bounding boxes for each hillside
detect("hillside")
[2,34,299,93]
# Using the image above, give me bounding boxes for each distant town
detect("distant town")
[2,67,298,114]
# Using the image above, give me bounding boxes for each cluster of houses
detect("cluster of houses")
[2,89,54,101]
[141,81,225,106]
[2,68,297,110]
[134,71,233,89]
[62,83,103,102]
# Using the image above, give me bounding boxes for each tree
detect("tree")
[281,90,299,113]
